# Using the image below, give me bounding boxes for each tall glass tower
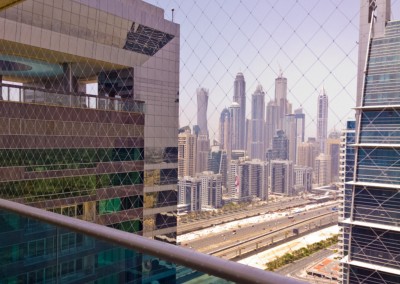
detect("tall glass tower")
[233,73,246,150]
[250,85,265,160]
[317,88,328,154]
[341,1,400,283]
[197,87,209,136]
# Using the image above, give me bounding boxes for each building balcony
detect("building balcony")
[0,83,145,113]
[0,198,304,284]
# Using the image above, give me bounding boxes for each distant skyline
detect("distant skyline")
[145,0,400,141]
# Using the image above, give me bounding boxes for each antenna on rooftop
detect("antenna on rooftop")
[172,9,175,22]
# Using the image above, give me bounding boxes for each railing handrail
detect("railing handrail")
[0,198,306,284]
[0,82,144,103]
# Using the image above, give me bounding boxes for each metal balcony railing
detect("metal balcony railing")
[0,198,306,284]
[0,83,145,113]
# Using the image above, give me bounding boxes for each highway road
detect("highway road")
[277,247,335,276]
[178,198,312,234]
[212,213,337,260]
[276,246,338,283]
[181,204,338,260]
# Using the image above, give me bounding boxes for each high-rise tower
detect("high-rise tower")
[315,153,331,186]
[196,134,210,174]
[297,141,317,170]
[178,130,196,178]
[229,102,241,151]
[267,130,289,161]
[317,88,328,154]
[250,85,265,160]
[270,160,293,196]
[338,119,356,282]
[197,88,209,135]
[294,108,306,148]
[356,0,391,107]
[327,135,340,182]
[275,72,292,130]
[266,100,279,150]
[219,108,230,151]
[233,73,246,150]
[341,1,400,283]
[284,114,297,163]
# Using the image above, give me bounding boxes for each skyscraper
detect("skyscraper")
[266,100,279,150]
[219,108,230,150]
[284,114,297,163]
[228,158,268,201]
[229,102,241,151]
[326,136,340,182]
[339,120,356,221]
[208,150,228,189]
[178,177,201,212]
[356,0,390,107]
[294,165,313,193]
[270,160,294,196]
[338,119,355,281]
[197,87,209,135]
[315,154,331,186]
[267,130,289,161]
[178,130,196,177]
[233,72,246,150]
[275,72,292,130]
[196,134,210,174]
[265,72,292,149]
[0,0,179,246]
[297,141,317,169]
[317,87,328,154]
[294,108,306,152]
[250,85,266,160]
[198,171,222,209]
[341,1,400,283]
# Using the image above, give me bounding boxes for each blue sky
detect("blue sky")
[146,0,400,141]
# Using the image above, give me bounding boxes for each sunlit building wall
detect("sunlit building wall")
[178,131,196,178]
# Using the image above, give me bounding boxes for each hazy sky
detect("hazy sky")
[145,0,400,141]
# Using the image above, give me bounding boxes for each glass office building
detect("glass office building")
[341,1,400,282]
[0,0,179,243]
